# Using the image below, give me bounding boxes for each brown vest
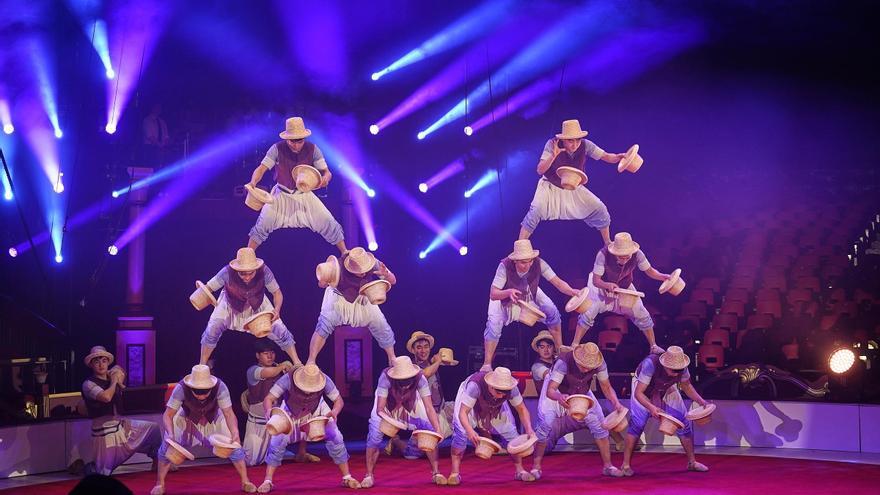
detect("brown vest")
[180,381,220,426]
[283,373,324,419]
[224,265,265,313]
[557,351,599,395]
[336,253,379,303]
[469,372,508,430]
[637,354,679,404]
[501,257,542,306]
[83,377,122,418]
[416,358,444,413]
[274,140,316,191]
[247,367,282,405]
[600,246,639,289]
[543,140,587,188]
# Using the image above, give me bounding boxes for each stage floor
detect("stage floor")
[2,445,879,494]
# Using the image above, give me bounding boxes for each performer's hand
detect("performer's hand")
[373,262,390,279]
[607,283,620,293]
[650,345,665,355]
[271,310,281,322]
[279,361,294,373]
[648,406,661,418]
[557,394,571,409]
[247,181,257,190]
[468,430,482,446]
[614,152,626,163]
[431,353,442,364]
[661,273,672,280]
[550,138,562,157]
[614,402,626,413]
[507,288,522,303]
[568,287,581,297]
[326,410,338,421]
[320,171,332,188]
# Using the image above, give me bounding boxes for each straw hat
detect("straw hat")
[279,117,312,140]
[508,239,539,261]
[304,416,329,441]
[565,287,592,314]
[208,434,241,459]
[686,403,717,426]
[406,331,435,354]
[84,346,114,367]
[244,311,274,338]
[659,268,686,295]
[413,430,443,452]
[515,299,547,326]
[378,411,407,437]
[189,280,218,311]
[266,407,293,436]
[567,394,594,421]
[657,411,685,436]
[229,247,264,272]
[573,342,603,370]
[484,366,518,391]
[387,356,421,380]
[359,279,391,305]
[658,345,691,370]
[164,438,195,465]
[315,255,340,288]
[601,407,630,433]
[507,434,537,457]
[292,164,322,192]
[438,347,459,366]
[530,330,555,352]
[475,436,502,459]
[555,119,589,140]
[555,166,588,190]
[293,364,326,393]
[607,232,640,256]
[183,364,218,389]
[343,247,377,274]
[617,144,644,173]
[243,184,273,211]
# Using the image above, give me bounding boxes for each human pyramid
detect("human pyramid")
[80,117,716,494]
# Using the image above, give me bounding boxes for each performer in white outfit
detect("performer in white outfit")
[241,339,304,466]
[247,117,347,253]
[621,346,711,476]
[198,248,302,366]
[307,247,398,366]
[152,365,254,495]
[530,330,556,394]
[570,232,669,353]
[518,119,628,245]
[362,356,444,488]
[532,343,625,479]
[483,239,580,370]
[81,346,160,476]
[261,364,360,491]
[448,367,538,484]
[388,331,456,459]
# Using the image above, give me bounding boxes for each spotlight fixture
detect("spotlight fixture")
[53,173,65,194]
[108,245,118,256]
[459,246,468,256]
[3,191,11,201]
[369,124,380,135]
[111,190,120,198]
[368,242,378,252]
[54,254,63,263]
[371,72,381,81]
[54,129,63,139]
[418,251,427,259]
[2,124,12,135]
[8,247,17,258]
[829,348,856,374]
[418,183,428,193]
[417,131,426,140]
[464,191,472,198]
[105,123,117,134]
[366,188,376,198]
[106,68,116,79]
[463,125,473,136]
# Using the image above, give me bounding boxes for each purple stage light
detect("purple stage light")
[351,184,378,258]
[113,123,269,251]
[106,1,171,137]
[375,13,543,131]
[8,248,17,258]
[108,245,119,256]
[422,159,465,192]
[11,197,118,256]
[0,100,12,134]
[463,126,473,136]
[418,183,428,193]
[371,0,513,80]
[368,241,379,252]
[369,124,380,135]
[420,2,625,137]
[459,246,468,256]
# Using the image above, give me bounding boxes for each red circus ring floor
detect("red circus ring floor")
[3,446,880,495]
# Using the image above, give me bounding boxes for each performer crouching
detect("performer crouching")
[152,365,254,495]
[363,356,444,488]
[82,346,161,475]
[261,364,360,491]
[621,346,710,476]
[449,367,538,484]
[533,343,625,479]
[241,339,297,466]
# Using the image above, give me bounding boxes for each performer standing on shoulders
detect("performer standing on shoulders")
[483,239,579,370]
[247,116,347,254]
[519,119,627,246]
[198,248,302,366]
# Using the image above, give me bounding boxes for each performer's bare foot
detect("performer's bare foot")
[603,466,624,477]
[257,479,273,493]
[341,476,360,489]
[360,474,374,488]
[432,472,448,485]
[514,470,536,482]
[687,461,709,472]
[242,480,257,493]
[446,473,462,486]
[150,485,165,495]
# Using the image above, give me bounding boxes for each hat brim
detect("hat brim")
[658,411,685,428]
[565,288,590,313]
[484,372,517,391]
[506,433,537,455]
[659,352,691,370]
[344,253,377,274]
[508,250,540,261]
[530,333,554,352]
[229,258,265,272]
[387,365,420,380]
[196,281,218,306]
[293,369,326,393]
[406,332,435,354]
[477,436,502,451]
[555,131,588,140]
[685,403,716,421]
[316,255,340,288]
[607,242,640,257]
[617,144,641,173]
[208,434,241,449]
[84,350,114,367]
[279,129,312,140]
[378,411,407,429]
[555,166,588,186]
[183,374,219,389]
[165,439,195,461]
[292,164,322,191]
